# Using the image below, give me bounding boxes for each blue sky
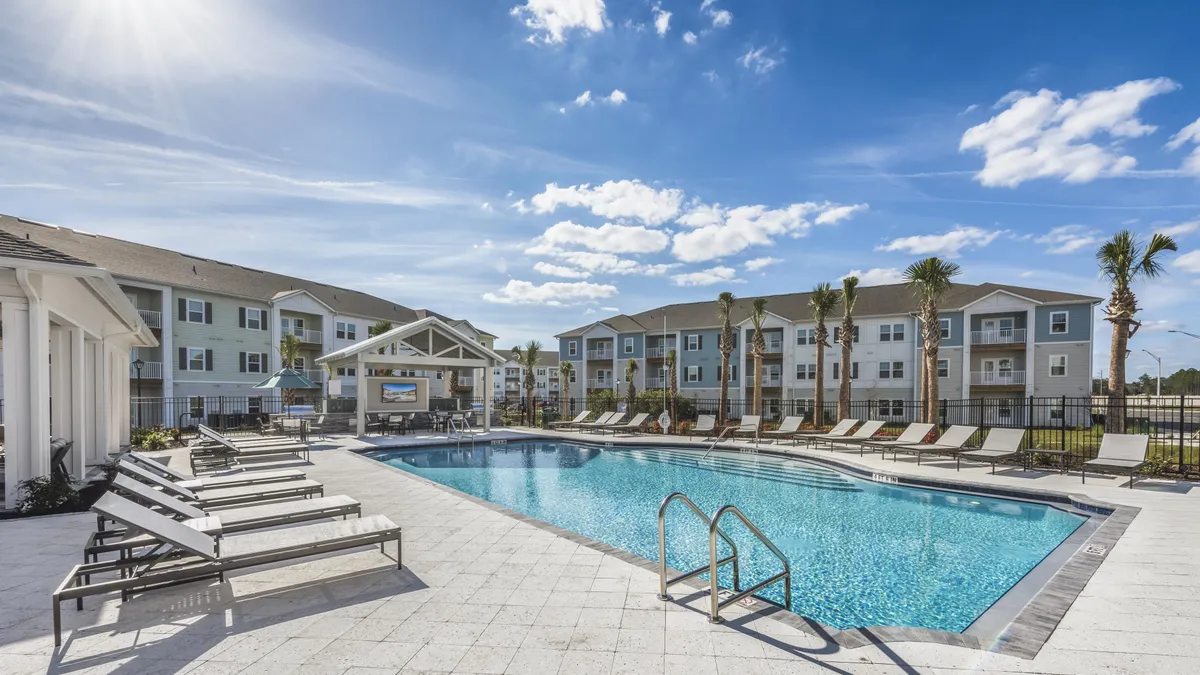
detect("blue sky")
[2,0,1199,378]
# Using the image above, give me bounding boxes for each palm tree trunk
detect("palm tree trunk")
[838,345,851,421]
[718,353,730,426]
[1106,320,1128,433]
[814,341,825,425]
[753,355,763,417]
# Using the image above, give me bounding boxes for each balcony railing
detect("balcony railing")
[130,361,163,379]
[587,348,614,360]
[289,328,322,345]
[970,371,1027,386]
[745,376,783,387]
[645,377,667,389]
[137,309,162,329]
[763,340,784,354]
[971,328,1027,346]
[505,383,520,391]
[302,369,325,383]
[505,370,521,379]
[645,345,676,359]
[586,379,613,389]
[457,376,474,387]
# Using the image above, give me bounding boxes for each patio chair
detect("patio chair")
[549,410,591,429]
[760,416,804,444]
[957,428,1027,473]
[1082,434,1149,489]
[191,426,310,472]
[689,415,718,440]
[50,438,74,482]
[793,418,857,442]
[576,411,618,432]
[125,451,306,488]
[196,424,306,450]
[307,415,329,439]
[859,423,935,457]
[117,460,323,511]
[732,415,762,442]
[811,420,884,449]
[583,412,627,433]
[53,492,401,646]
[889,425,979,464]
[604,412,651,436]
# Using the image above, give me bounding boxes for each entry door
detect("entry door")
[983,358,1014,384]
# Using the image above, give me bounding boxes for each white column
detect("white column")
[84,338,102,464]
[1024,309,1035,398]
[115,344,132,448]
[960,312,972,397]
[69,327,87,476]
[2,299,32,505]
[49,326,70,441]
[161,285,174,399]
[356,355,367,436]
[483,362,493,432]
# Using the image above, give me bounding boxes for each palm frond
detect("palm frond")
[808,282,839,322]
[841,276,860,315]
[750,297,768,329]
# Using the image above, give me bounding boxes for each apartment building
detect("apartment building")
[492,350,561,401]
[556,282,1100,424]
[0,215,496,410]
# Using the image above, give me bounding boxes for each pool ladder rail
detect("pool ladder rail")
[657,492,793,623]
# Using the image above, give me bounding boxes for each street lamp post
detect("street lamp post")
[1168,330,1200,340]
[1142,350,1162,397]
[133,358,145,427]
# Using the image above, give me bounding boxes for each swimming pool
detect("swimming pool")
[366,440,1087,632]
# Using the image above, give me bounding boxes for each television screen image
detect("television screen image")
[381,382,418,403]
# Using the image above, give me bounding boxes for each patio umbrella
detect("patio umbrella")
[254,368,320,416]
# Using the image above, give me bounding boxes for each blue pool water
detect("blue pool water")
[367,441,1085,632]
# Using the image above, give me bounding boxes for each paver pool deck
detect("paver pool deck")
[2,428,1198,674]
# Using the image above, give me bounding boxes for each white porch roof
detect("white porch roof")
[315,316,506,368]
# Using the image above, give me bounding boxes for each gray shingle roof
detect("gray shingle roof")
[0,214,490,330]
[0,228,94,267]
[557,282,1101,336]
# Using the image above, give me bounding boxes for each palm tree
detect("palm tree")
[625,358,639,414]
[1097,230,1178,431]
[904,257,962,424]
[368,320,394,376]
[808,283,840,426]
[558,361,574,416]
[279,333,301,411]
[716,292,736,425]
[666,348,679,433]
[837,276,859,421]
[448,369,460,402]
[511,341,542,426]
[749,298,768,417]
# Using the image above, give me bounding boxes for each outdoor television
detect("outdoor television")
[381,382,417,403]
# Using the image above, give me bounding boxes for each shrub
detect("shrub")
[131,425,173,450]
[15,476,80,515]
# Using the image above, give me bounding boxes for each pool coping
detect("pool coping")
[352,432,1139,660]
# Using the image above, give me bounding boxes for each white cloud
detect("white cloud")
[701,1,733,27]
[533,261,592,278]
[653,4,671,36]
[526,221,670,255]
[480,202,493,212]
[484,279,616,305]
[604,89,627,105]
[671,201,868,262]
[683,31,698,45]
[573,90,593,106]
[845,268,905,286]
[511,199,532,213]
[875,226,1000,258]
[815,203,869,225]
[738,46,782,75]
[703,70,719,83]
[525,180,684,225]
[744,257,781,271]
[1156,220,1200,238]
[672,266,740,287]
[552,251,675,276]
[601,306,619,312]
[1174,250,1200,273]
[959,104,979,116]
[1035,225,1104,254]
[511,0,609,44]
[959,78,1180,187]
[1165,117,1200,176]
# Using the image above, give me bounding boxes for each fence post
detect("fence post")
[1060,395,1066,455]
[1181,393,1187,471]
[1027,395,1033,439]
[218,396,226,433]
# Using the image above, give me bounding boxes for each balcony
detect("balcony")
[970,328,1027,348]
[287,328,322,345]
[645,377,667,389]
[505,382,520,392]
[457,376,474,387]
[645,345,676,359]
[586,379,613,389]
[970,370,1027,388]
[130,361,163,380]
[745,376,783,388]
[587,348,614,361]
[302,369,325,383]
[763,340,784,356]
[137,309,162,329]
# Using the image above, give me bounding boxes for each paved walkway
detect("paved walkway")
[1,429,1198,674]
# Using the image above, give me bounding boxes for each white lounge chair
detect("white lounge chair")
[890,425,979,464]
[53,492,401,645]
[813,420,884,449]
[1082,434,1149,488]
[577,411,620,432]
[732,415,761,441]
[957,428,1027,473]
[117,460,323,510]
[859,423,936,457]
[794,419,858,447]
[689,415,719,440]
[760,416,804,444]
[549,410,592,429]
[604,412,651,435]
[124,451,306,488]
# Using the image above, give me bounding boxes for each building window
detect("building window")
[939,318,951,339]
[336,366,357,377]
[998,401,1013,419]
[937,359,949,378]
[1050,311,1069,334]
[880,325,891,342]
[248,397,262,415]
[624,337,634,354]
[1050,403,1064,420]
[187,348,206,371]
[686,365,700,383]
[796,363,817,380]
[878,400,904,417]
[241,308,263,331]
[686,334,701,351]
[727,364,738,382]
[892,361,904,379]
[833,362,859,380]
[568,341,577,356]
[878,362,891,379]
[186,299,205,323]
[293,356,305,370]
[336,321,358,340]
[569,370,576,383]
[878,361,902,379]
[1050,354,1067,377]
[892,323,905,341]
[796,328,816,345]
[241,352,267,374]
[537,368,546,376]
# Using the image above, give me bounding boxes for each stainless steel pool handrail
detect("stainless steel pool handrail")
[657,493,740,601]
[708,504,792,623]
[699,426,734,461]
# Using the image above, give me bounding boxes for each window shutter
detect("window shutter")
[239,307,246,328]
[262,353,269,371]
[178,347,187,370]
[697,335,703,350]
[239,352,246,373]
[205,349,214,371]
[204,302,213,324]
[697,366,703,381]
[177,298,186,319]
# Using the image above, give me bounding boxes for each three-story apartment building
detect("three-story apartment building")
[1,216,496,415]
[556,282,1100,424]
[492,350,561,402]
